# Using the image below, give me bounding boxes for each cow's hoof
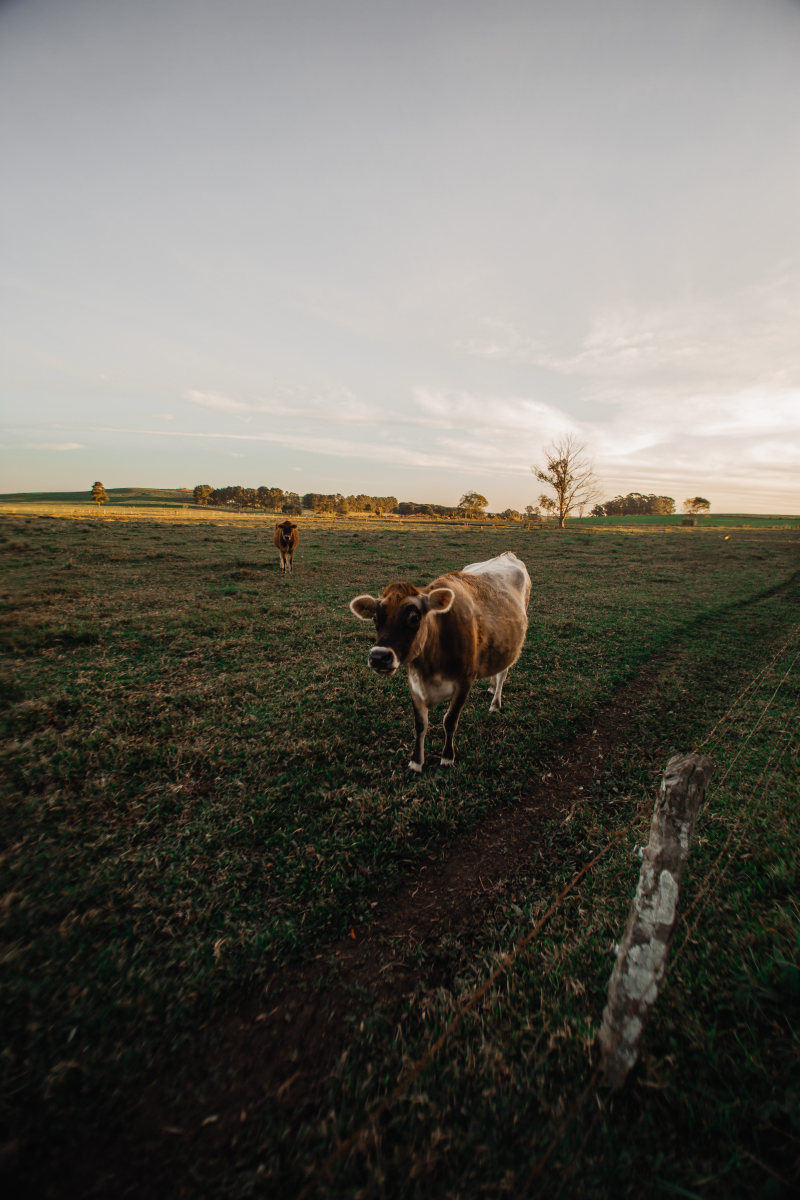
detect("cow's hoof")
[439,757,454,768]
[408,760,423,773]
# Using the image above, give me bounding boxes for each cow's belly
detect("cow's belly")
[408,668,457,708]
[475,624,526,680]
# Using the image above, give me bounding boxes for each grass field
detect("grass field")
[1,511,798,1197]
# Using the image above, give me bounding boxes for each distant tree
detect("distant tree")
[501,508,522,521]
[538,494,557,518]
[532,435,598,528]
[91,481,108,505]
[193,484,213,506]
[282,499,302,516]
[458,490,488,518]
[682,497,710,516]
[593,493,675,517]
[335,496,350,515]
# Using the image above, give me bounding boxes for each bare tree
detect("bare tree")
[531,435,598,528]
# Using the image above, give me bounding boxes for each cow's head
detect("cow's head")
[276,521,297,546]
[349,581,455,675]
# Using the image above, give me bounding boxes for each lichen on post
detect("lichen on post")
[598,752,714,1088]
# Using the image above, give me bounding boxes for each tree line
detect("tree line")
[192,485,398,515]
[91,467,710,525]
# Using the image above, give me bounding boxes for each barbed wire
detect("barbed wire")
[679,675,800,944]
[695,641,800,799]
[520,633,800,1191]
[694,624,799,755]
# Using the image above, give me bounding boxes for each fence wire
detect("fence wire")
[523,624,800,1188]
[297,625,800,1198]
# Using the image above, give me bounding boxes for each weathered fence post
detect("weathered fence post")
[597,751,714,1088]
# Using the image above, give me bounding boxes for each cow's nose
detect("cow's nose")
[369,647,396,672]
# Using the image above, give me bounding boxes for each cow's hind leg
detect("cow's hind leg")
[488,668,508,712]
[409,695,429,773]
[440,681,472,768]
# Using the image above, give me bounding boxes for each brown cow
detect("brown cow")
[350,551,530,770]
[274,520,299,573]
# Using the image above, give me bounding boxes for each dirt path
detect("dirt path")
[88,662,662,1200]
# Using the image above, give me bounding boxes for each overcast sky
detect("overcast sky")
[2,0,799,513]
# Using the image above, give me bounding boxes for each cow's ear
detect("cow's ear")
[291,523,298,530]
[425,587,455,614]
[350,594,378,620]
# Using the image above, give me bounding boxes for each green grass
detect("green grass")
[1,513,798,1196]
[580,512,800,529]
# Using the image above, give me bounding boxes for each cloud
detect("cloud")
[411,388,574,439]
[183,386,374,424]
[458,270,800,506]
[23,441,85,450]
[87,423,472,472]
[184,390,252,416]
[465,268,800,398]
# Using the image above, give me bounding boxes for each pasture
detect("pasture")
[1,511,798,1197]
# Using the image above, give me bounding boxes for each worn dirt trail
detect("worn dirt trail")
[92,662,663,1200]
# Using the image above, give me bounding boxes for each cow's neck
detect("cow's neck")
[409,616,440,674]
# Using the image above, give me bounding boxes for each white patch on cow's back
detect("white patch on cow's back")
[460,549,527,609]
[461,551,529,595]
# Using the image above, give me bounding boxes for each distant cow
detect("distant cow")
[350,551,530,770]
[274,520,299,573]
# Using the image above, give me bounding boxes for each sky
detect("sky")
[2,0,800,514]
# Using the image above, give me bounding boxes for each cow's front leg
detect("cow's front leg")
[409,694,429,773]
[440,681,473,768]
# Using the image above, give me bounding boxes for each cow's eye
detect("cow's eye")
[406,609,420,627]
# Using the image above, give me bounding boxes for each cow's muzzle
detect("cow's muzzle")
[369,647,398,674]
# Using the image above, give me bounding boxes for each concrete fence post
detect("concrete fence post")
[597,751,714,1088]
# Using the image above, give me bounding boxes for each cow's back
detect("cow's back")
[461,551,531,614]
[424,552,530,681]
